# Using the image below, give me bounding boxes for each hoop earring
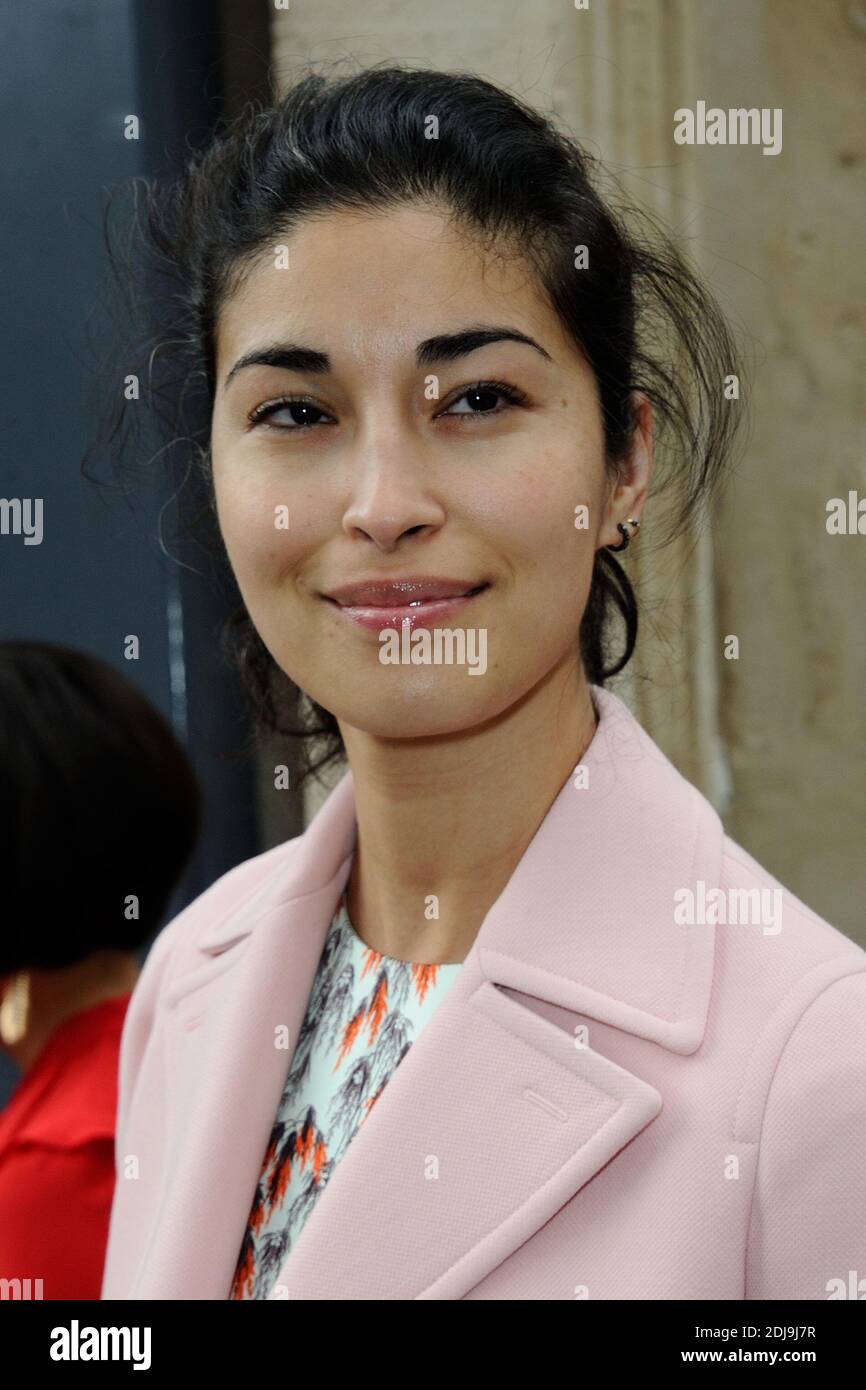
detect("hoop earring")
[0,970,30,1045]
[606,517,641,553]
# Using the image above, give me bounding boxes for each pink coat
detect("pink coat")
[101,685,866,1300]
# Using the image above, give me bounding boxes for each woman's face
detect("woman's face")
[210,202,637,741]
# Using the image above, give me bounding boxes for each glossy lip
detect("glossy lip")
[322,577,486,606]
[321,578,490,633]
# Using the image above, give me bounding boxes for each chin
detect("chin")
[352,669,540,739]
[352,708,481,740]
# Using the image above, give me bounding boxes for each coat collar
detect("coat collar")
[197,682,721,1052]
[136,684,722,1300]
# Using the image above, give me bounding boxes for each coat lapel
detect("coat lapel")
[142,684,723,1299]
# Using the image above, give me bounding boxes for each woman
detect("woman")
[98,65,866,1301]
[0,642,200,1299]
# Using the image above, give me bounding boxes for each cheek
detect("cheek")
[490,454,603,603]
[214,473,308,592]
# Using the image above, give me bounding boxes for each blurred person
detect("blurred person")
[96,66,866,1301]
[0,641,201,1299]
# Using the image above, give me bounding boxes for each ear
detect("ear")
[598,391,653,548]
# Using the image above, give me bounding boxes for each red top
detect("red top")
[0,992,131,1300]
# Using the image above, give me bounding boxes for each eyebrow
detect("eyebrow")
[222,325,553,391]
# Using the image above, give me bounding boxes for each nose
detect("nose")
[341,427,446,551]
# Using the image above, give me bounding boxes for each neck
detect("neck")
[341,657,598,965]
[1,949,141,1074]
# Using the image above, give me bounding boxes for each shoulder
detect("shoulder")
[718,830,865,1101]
[141,835,301,984]
[714,837,866,1295]
[742,963,866,1298]
[114,837,301,1125]
[11,1000,132,1151]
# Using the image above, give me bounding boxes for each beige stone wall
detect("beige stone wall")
[691,0,866,940]
[262,0,865,942]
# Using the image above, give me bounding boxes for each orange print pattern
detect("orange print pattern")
[227,890,462,1299]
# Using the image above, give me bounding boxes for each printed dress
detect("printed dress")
[229,889,463,1299]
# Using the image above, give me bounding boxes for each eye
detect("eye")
[246,397,334,431]
[438,380,528,420]
[246,379,529,432]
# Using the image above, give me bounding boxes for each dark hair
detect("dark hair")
[85,61,745,788]
[0,641,202,972]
